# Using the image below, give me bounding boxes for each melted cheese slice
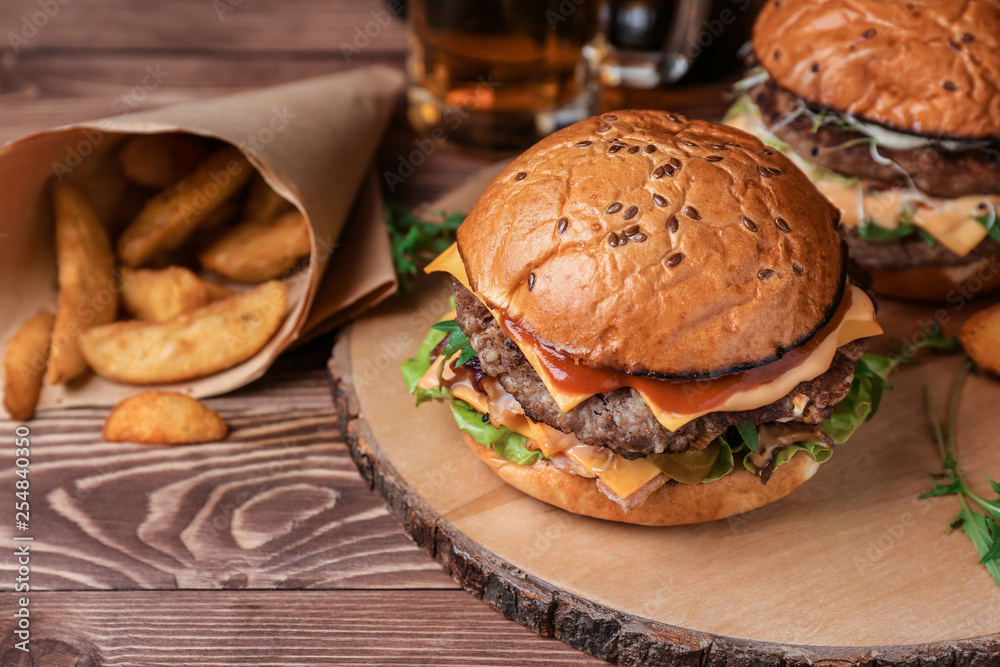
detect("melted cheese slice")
[725,102,999,258]
[419,354,661,498]
[427,244,882,432]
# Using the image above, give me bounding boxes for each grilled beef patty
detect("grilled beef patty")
[453,280,864,459]
[748,78,1000,200]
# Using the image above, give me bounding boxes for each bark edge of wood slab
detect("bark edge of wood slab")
[328,327,1000,666]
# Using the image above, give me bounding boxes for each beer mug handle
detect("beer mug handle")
[660,0,714,85]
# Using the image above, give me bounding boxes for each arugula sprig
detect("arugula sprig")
[430,320,476,368]
[921,359,1000,588]
[385,203,465,290]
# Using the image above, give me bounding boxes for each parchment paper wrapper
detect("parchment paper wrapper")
[0,66,404,413]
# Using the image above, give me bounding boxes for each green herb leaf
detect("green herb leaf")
[976,214,1000,243]
[857,219,922,243]
[736,423,759,452]
[922,359,1000,589]
[386,203,465,291]
[431,320,477,367]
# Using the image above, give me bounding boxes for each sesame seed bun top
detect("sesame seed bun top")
[753,0,1000,140]
[455,110,846,379]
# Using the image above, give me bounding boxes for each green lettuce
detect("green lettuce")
[401,326,448,405]
[450,400,542,465]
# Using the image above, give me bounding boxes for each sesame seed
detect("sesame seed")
[528,272,536,290]
[758,165,772,178]
[628,145,640,154]
[793,264,804,275]
[662,164,676,177]
[775,217,791,232]
[669,157,682,168]
[630,232,647,242]
[709,144,728,150]
[515,172,527,180]
[558,217,568,234]
[773,49,781,60]
[645,145,657,153]
[962,32,975,42]
[667,113,680,123]
[596,125,611,133]
[768,166,782,175]
[609,144,623,153]
[602,114,618,121]
[606,202,623,214]
[625,225,639,235]
[575,140,592,147]
[862,28,876,38]
[623,205,639,220]
[944,81,957,91]
[683,206,700,220]
[608,232,619,247]
[811,62,820,73]
[652,166,666,178]
[811,147,819,156]
[706,155,723,162]
[758,268,775,280]
[950,40,961,51]
[683,141,697,147]
[742,217,758,232]
[666,253,684,267]
[617,235,628,247]
[652,193,667,207]
[762,148,774,155]
[668,216,679,233]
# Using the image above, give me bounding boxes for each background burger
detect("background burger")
[403,109,889,526]
[726,0,1000,301]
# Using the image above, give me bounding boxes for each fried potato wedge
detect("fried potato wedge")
[244,174,294,225]
[103,390,227,444]
[199,210,311,283]
[117,146,253,267]
[121,266,232,322]
[3,313,55,420]
[48,182,118,385]
[960,304,1000,376]
[118,133,212,189]
[80,280,288,384]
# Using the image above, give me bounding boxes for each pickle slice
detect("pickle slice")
[646,440,721,484]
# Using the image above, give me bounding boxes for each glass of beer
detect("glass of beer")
[407,0,602,152]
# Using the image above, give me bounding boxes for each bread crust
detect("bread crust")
[463,434,820,526]
[457,110,845,379]
[753,0,1000,140]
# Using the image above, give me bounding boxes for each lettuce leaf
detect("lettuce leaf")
[450,400,542,466]
[821,353,894,444]
[401,326,448,405]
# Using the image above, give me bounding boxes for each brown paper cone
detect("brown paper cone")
[0,66,405,412]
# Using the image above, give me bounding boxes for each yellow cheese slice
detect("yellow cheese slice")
[427,243,882,431]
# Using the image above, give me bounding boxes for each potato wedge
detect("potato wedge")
[118,133,212,189]
[3,313,55,420]
[960,304,1000,376]
[121,266,231,322]
[103,391,227,444]
[117,146,253,267]
[48,182,118,385]
[80,280,288,384]
[199,210,311,283]
[244,175,294,225]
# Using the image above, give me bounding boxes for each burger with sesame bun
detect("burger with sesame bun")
[726,0,1000,302]
[402,109,891,526]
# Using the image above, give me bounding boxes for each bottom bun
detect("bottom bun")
[462,434,820,526]
[868,257,1000,302]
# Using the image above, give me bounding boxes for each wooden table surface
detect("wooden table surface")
[0,3,730,664]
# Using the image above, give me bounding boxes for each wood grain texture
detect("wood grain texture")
[0,0,407,53]
[0,590,603,665]
[0,339,456,592]
[330,311,1000,666]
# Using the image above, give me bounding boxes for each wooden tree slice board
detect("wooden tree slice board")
[329,279,1000,665]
